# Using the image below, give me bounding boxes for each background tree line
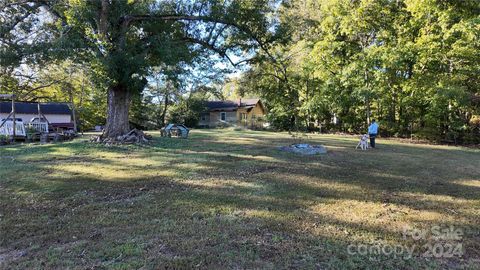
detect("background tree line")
[239,0,480,144]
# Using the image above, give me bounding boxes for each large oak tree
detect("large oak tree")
[0,0,274,138]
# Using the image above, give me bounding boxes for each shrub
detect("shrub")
[0,134,10,145]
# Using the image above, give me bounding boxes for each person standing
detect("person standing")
[368,119,379,148]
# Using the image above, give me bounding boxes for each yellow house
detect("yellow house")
[198,98,266,128]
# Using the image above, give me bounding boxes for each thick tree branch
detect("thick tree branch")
[181,36,235,66]
[125,13,274,66]
[98,0,109,39]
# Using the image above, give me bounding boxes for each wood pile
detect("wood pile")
[91,129,152,145]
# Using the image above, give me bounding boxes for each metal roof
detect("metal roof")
[0,102,72,115]
[205,99,261,111]
[206,100,239,110]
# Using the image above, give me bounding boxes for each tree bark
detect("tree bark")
[68,88,77,132]
[103,84,131,138]
[160,94,169,127]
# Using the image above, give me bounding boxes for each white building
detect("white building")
[0,102,73,129]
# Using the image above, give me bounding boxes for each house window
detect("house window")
[201,114,206,121]
[241,113,247,121]
[220,112,226,121]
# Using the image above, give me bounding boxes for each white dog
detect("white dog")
[356,134,369,150]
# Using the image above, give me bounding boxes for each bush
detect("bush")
[413,127,442,142]
[462,132,480,145]
[0,134,10,145]
[168,96,207,128]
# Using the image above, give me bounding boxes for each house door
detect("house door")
[240,113,247,126]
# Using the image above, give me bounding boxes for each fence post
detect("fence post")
[12,94,16,142]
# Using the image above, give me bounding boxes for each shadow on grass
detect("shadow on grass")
[1,131,479,269]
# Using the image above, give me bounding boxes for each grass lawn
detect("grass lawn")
[1,129,479,269]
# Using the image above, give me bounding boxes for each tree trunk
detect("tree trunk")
[160,94,169,127]
[364,69,371,126]
[69,91,77,132]
[103,84,131,138]
[366,96,371,126]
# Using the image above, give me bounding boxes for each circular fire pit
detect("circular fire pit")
[279,143,327,155]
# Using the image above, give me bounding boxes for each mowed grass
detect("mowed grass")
[0,129,479,269]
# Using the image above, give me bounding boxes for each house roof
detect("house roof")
[239,98,260,107]
[206,99,262,111]
[0,102,72,115]
[205,100,238,111]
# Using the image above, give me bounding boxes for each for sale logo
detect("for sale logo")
[402,225,464,258]
[347,225,464,259]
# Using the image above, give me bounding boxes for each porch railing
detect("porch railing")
[0,121,26,136]
[26,122,49,134]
